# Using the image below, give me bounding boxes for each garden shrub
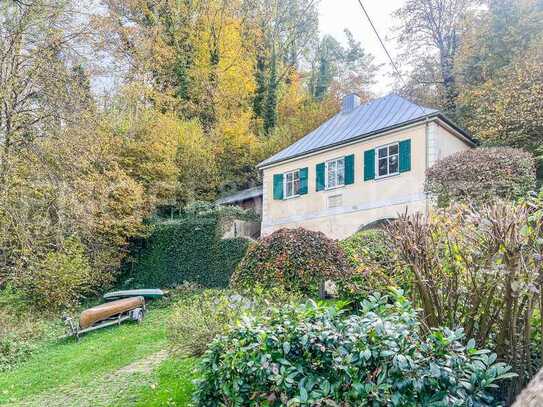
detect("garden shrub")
[0,287,51,371]
[387,194,543,400]
[340,229,392,270]
[194,291,515,406]
[167,286,300,357]
[339,230,408,306]
[123,207,252,288]
[425,147,536,207]
[18,236,94,311]
[231,228,352,296]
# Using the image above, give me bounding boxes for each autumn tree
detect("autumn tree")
[393,0,479,118]
[0,0,89,189]
[454,1,543,176]
[459,44,543,177]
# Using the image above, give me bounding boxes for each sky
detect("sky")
[318,0,407,95]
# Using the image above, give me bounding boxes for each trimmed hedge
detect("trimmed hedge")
[231,228,352,296]
[123,216,250,288]
[425,147,536,206]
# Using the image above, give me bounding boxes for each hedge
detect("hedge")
[122,216,250,289]
[231,228,351,296]
[425,147,536,206]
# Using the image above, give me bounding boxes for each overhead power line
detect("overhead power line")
[355,0,428,116]
[355,0,406,89]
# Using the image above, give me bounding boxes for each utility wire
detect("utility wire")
[356,0,427,116]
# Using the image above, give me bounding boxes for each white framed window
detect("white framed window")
[284,169,300,198]
[325,157,345,189]
[376,143,399,178]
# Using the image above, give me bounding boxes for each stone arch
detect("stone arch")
[356,217,396,233]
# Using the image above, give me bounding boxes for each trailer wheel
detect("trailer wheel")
[131,308,144,324]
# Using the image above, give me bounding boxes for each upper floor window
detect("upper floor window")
[284,169,300,198]
[326,157,345,189]
[377,143,399,178]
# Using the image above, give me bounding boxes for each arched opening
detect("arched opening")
[357,217,396,233]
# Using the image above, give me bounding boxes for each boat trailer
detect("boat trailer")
[62,297,146,341]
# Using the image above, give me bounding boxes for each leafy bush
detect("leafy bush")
[0,288,52,371]
[387,195,543,399]
[167,286,300,357]
[194,291,515,406]
[425,147,536,206]
[123,210,251,288]
[340,229,392,270]
[231,228,352,296]
[18,237,94,311]
[339,230,407,306]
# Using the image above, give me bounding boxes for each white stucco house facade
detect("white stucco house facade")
[255,93,475,240]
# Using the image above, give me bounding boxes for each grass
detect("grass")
[114,357,196,406]
[0,303,195,406]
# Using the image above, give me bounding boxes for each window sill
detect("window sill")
[283,194,301,200]
[324,184,346,192]
[374,172,401,181]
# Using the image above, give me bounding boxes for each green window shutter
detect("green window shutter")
[364,149,375,181]
[399,139,411,173]
[273,173,284,200]
[316,163,325,191]
[299,167,308,195]
[344,154,355,185]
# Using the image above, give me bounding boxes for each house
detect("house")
[256,93,475,240]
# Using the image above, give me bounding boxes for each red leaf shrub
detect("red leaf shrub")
[230,228,352,295]
[425,147,536,206]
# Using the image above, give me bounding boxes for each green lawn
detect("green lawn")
[115,357,196,406]
[0,304,195,406]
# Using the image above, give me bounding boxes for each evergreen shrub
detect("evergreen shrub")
[194,291,516,406]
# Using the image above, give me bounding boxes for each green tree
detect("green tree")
[263,50,278,134]
[459,43,543,177]
[310,30,377,101]
[252,54,267,118]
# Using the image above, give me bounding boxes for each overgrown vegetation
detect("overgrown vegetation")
[194,291,515,406]
[123,205,254,289]
[338,229,406,307]
[386,193,543,401]
[425,147,537,206]
[167,286,300,357]
[231,228,352,296]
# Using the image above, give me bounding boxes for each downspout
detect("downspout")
[424,117,430,216]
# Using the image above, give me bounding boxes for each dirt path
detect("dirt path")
[13,350,169,407]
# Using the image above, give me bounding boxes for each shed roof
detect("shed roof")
[216,186,263,205]
[258,94,473,168]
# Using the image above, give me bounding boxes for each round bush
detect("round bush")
[194,291,515,406]
[230,227,351,295]
[425,147,536,206]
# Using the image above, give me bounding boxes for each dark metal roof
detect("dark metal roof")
[216,186,263,205]
[257,94,473,168]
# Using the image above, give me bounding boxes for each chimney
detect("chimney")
[342,93,361,113]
